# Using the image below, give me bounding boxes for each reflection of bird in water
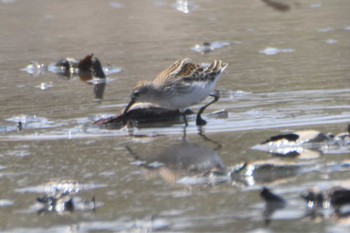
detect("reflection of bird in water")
[126,135,223,184]
[152,142,224,171]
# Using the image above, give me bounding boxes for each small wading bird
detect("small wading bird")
[123,58,228,126]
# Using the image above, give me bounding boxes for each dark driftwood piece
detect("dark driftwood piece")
[94,104,193,129]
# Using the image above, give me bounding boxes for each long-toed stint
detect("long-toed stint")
[123,58,228,126]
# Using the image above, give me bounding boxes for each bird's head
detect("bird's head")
[123,81,153,114]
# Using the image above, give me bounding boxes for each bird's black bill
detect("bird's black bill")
[123,99,135,115]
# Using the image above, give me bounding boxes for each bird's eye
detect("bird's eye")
[132,91,140,98]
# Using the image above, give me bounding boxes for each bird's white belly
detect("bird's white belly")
[157,81,216,110]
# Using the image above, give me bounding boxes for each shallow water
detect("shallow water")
[0,0,350,232]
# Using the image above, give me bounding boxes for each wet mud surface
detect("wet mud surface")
[0,0,350,232]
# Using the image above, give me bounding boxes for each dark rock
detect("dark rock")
[37,192,74,214]
[329,187,350,210]
[78,54,94,72]
[261,187,286,204]
[93,57,106,78]
[260,187,286,226]
[301,189,325,209]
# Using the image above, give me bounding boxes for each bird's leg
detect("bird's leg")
[198,129,222,151]
[179,110,188,136]
[181,110,188,127]
[196,91,219,126]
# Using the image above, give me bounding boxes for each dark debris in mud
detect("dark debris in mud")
[33,180,96,215]
[261,186,350,224]
[94,105,194,129]
[252,126,350,158]
[260,187,287,225]
[21,54,121,101]
[54,54,106,79]
[36,192,96,215]
[22,53,118,79]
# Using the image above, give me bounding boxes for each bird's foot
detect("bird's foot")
[196,115,207,126]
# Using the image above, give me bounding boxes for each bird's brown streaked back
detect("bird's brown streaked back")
[153,58,227,85]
